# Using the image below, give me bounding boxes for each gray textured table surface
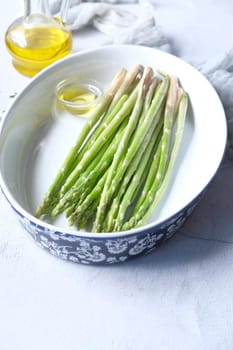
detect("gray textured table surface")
[1,1,233,349]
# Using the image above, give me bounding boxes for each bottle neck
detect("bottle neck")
[24,0,50,18]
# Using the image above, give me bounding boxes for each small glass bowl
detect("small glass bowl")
[54,78,103,116]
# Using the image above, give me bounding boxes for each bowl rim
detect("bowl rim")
[0,44,228,239]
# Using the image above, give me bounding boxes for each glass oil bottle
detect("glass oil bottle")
[5,0,72,77]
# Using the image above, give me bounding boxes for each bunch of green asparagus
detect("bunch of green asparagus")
[35,64,188,232]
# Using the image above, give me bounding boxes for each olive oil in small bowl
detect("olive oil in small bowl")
[54,78,103,116]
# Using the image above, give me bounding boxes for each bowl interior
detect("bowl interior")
[0,45,227,234]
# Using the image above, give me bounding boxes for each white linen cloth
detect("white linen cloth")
[50,0,233,157]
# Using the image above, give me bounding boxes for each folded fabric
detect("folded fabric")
[197,50,233,159]
[50,1,171,50]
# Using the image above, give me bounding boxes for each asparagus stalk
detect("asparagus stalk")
[92,67,154,232]
[54,118,128,216]
[74,94,128,164]
[133,85,183,214]
[123,76,178,228]
[105,115,163,232]
[74,202,98,229]
[35,68,127,218]
[59,82,140,197]
[132,76,179,215]
[36,66,188,234]
[68,169,109,227]
[133,138,162,213]
[113,122,162,231]
[75,65,143,161]
[57,73,146,216]
[142,77,158,115]
[93,74,170,232]
[123,91,188,230]
[108,64,144,110]
[51,136,111,216]
[69,75,160,231]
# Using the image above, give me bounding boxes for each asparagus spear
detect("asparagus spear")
[113,123,162,231]
[102,78,159,232]
[55,118,128,216]
[126,76,179,227]
[68,170,109,227]
[142,77,159,115]
[60,67,143,194]
[136,76,178,210]
[67,75,157,231]
[132,83,183,216]
[134,138,162,213]
[109,64,144,110]
[92,67,154,232]
[36,66,188,234]
[105,114,163,232]
[55,70,146,217]
[35,68,127,218]
[93,74,170,232]
[123,91,188,230]
[73,94,128,164]
[51,136,111,216]
[75,65,143,161]
[59,82,140,197]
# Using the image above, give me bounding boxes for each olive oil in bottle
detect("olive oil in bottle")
[5,1,72,77]
[5,15,72,77]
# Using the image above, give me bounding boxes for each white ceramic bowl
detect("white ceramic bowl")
[0,45,227,265]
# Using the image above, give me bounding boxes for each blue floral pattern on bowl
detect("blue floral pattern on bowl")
[11,195,201,265]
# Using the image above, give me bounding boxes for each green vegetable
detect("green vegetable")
[123,90,188,230]
[123,75,179,228]
[35,65,189,233]
[35,68,127,217]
